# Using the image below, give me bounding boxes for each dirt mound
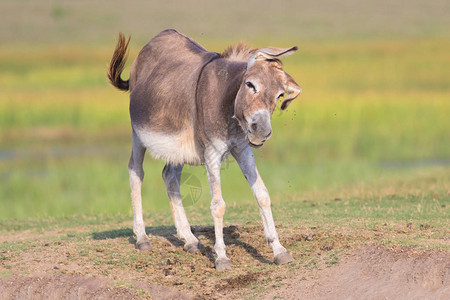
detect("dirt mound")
[0,274,189,300]
[265,244,450,300]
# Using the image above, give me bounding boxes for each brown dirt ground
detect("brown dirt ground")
[0,274,188,300]
[265,244,450,300]
[1,224,449,299]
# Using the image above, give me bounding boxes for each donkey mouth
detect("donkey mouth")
[246,136,264,148]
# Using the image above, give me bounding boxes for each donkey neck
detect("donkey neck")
[213,58,246,100]
[197,57,247,146]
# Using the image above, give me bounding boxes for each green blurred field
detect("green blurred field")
[0,0,449,223]
[1,38,449,221]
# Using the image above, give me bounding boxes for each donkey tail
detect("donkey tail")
[107,33,131,91]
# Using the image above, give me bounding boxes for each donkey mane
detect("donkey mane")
[220,42,257,61]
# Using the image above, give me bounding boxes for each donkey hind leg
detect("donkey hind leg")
[162,163,200,253]
[128,133,151,251]
[232,145,294,265]
[205,144,231,271]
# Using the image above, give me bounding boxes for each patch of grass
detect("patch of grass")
[112,280,133,289]
[305,257,318,270]
[0,270,12,279]
[135,289,152,298]
[326,253,339,267]
[0,241,33,253]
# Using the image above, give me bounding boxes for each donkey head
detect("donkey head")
[233,47,301,148]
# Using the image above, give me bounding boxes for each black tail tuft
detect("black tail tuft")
[107,33,131,91]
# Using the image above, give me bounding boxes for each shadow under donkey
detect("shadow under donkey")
[92,225,272,265]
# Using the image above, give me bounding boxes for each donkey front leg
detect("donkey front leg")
[162,163,200,253]
[232,145,294,265]
[205,145,231,271]
[128,133,151,251]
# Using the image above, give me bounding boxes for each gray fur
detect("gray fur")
[108,29,301,270]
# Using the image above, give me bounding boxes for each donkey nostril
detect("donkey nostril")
[251,122,258,132]
[265,130,272,138]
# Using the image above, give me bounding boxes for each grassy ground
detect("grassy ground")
[0,168,447,298]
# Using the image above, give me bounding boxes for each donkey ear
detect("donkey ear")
[281,73,301,110]
[248,46,298,70]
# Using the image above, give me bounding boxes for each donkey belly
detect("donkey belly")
[134,126,203,165]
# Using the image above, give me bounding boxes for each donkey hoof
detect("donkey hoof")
[183,242,200,253]
[274,252,294,265]
[136,240,152,251]
[215,258,232,271]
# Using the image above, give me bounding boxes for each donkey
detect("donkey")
[107,29,301,271]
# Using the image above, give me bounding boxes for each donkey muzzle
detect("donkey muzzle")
[246,110,272,148]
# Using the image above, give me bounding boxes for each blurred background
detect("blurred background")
[0,0,449,220]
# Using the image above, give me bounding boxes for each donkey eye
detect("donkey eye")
[245,81,257,93]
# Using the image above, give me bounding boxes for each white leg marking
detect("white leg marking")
[205,140,230,266]
[162,163,199,250]
[232,144,289,258]
[128,133,150,247]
